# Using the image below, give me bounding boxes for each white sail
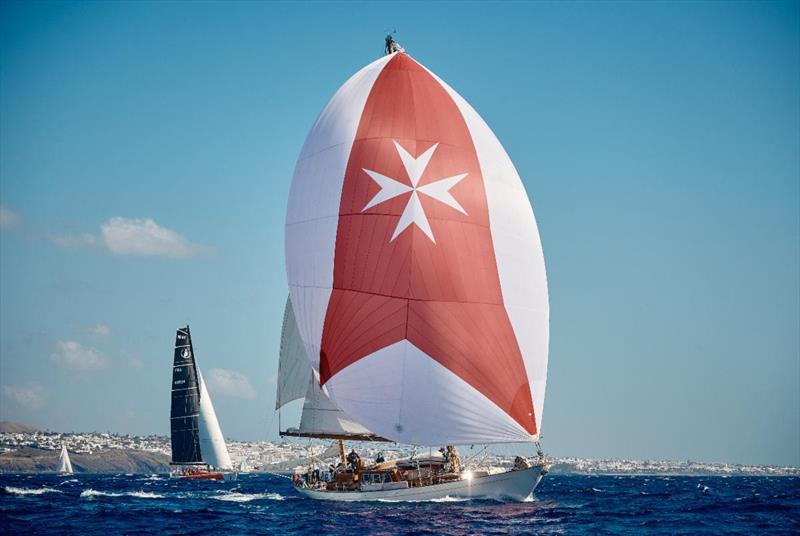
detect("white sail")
[57,444,73,474]
[277,295,379,439]
[276,296,313,409]
[197,370,233,470]
[295,371,372,437]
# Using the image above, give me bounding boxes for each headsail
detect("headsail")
[171,326,233,469]
[57,445,73,474]
[285,52,549,446]
[198,370,233,470]
[276,296,313,410]
[277,297,387,441]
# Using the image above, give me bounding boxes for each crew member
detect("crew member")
[346,449,361,470]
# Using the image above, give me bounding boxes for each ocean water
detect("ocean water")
[1,473,798,535]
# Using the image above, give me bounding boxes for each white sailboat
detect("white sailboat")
[57,444,73,475]
[281,44,550,502]
[169,326,237,481]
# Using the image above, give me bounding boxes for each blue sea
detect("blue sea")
[1,473,798,535]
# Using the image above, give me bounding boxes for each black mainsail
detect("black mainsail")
[170,326,204,465]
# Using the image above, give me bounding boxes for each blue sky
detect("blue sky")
[0,1,797,466]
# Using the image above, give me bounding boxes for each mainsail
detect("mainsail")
[57,444,73,474]
[170,326,232,470]
[285,52,549,447]
[277,297,386,441]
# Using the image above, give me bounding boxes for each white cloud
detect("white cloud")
[128,357,143,369]
[101,217,207,257]
[51,340,108,372]
[0,206,21,229]
[88,323,111,337]
[205,368,256,400]
[53,217,209,258]
[2,382,46,409]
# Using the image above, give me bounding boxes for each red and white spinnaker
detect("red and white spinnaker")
[285,52,548,447]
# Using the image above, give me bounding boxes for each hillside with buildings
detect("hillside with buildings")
[1,422,797,476]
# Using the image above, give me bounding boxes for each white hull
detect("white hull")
[295,465,546,502]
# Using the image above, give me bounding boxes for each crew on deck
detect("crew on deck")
[440,445,461,473]
[346,449,361,471]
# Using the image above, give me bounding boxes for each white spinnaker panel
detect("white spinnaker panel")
[326,340,531,446]
[425,67,550,433]
[286,53,396,370]
[197,370,233,470]
[276,296,313,409]
[297,371,372,437]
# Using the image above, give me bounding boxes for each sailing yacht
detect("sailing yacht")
[169,326,237,481]
[281,46,550,501]
[57,444,73,475]
[276,299,547,501]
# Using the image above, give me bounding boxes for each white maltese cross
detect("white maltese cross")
[361,140,468,243]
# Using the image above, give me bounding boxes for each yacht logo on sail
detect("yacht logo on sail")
[181,348,191,359]
[361,140,468,244]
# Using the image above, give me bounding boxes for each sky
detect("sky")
[0,1,797,467]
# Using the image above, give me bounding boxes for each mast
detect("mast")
[338,439,346,467]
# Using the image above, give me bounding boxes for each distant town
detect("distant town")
[1,422,797,476]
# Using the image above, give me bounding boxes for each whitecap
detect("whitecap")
[80,489,164,499]
[212,492,285,502]
[127,490,164,499]
[429,495,469,503]
[81,489,123,498]
[378,495,469,503]
[4,486,63,496]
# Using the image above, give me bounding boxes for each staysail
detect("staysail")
[276,297,386,441]
[276,296,313,410]
[57,444,73,474]
[285,52,549,446]
[170,326,233,469]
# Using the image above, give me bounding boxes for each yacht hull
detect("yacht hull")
[295,465,546,502]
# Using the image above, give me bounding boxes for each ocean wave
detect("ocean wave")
[4,486,63,496]
[211,492,285,502]
[377,495,470,503]
[80,489,164,499]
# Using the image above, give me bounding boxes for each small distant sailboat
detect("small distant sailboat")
[169,326,237,481]
[57,444,73,475]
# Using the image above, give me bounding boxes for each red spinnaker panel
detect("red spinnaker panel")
[319,54,536,435]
